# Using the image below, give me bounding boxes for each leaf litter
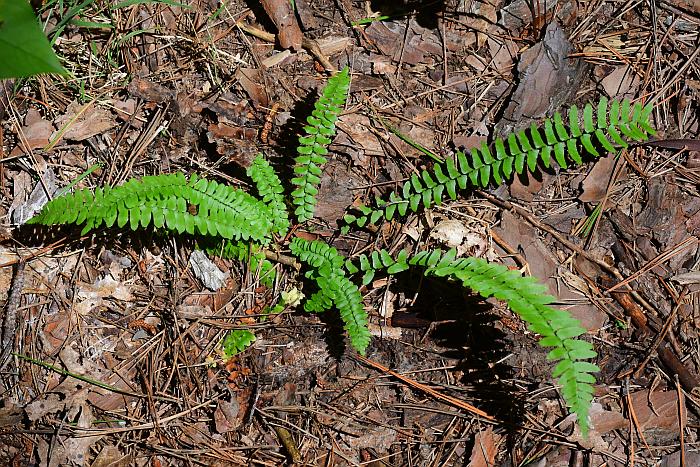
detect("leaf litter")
[0,0,699,465]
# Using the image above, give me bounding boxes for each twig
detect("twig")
[354,354,494,420]
[0,261,24,381]
[236,22,336,72]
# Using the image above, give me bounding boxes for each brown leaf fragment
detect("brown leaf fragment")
[235,68,269,108]
[11,109,53,155]
[53,101,117,142]
[671,0,700,14]
[214,399,241,434]
[260,0,303,51]
[314,160,365,223]
[579,155,616,203]
[127,77,174,104]
[600,65,640,98]
[365,20,442,65]
[0,401,23,427]
[493,211,606,330]
[467,427,501,467]
[90,445,131,467]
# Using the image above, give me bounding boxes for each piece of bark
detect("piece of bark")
[260,0,303,51]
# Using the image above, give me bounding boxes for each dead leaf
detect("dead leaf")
[579,156,616,203]
[493,211,606,330]
[214,399,241,434]
[127,77,174,104]
[90,445,131,467]
[601,64,641,98]
[189,250,229,291]
[53,101,117,142]
[673,0,700,13]
[365,20,442,65]
[467,427,501,467]
[11,108,54,155]
[10,167,57,224]
[314,160,365,223]
[25,393,64,422]
[236,68,269,108]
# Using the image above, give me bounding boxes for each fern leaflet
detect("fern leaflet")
[347,247,598,436]
[247,155,290,236]
[29,173,276,243]
[289,237,370,355]
[346,98,655,228]
[291,67,350,222]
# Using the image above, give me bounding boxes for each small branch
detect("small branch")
[0,261,25,378]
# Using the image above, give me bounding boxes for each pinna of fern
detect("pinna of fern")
[28,162,277,244]
[345,98,655,229]
[291,67,350,222]
[289,237,371,355]
[345,247,599,436]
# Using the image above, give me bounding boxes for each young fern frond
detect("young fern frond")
[28,173,276,243]
[345,98,655,228]
[346,247,598,437]
[291,67,350,222]
[289,237,371,355]
[247,155,290,236]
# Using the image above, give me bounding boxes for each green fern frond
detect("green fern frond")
[410,249,598,436]
[28,173,276,243]
[291,67,350,222]
[289,237,370,355]
[347,98,655,228]
[345,249,410,285]
[248,155,290,236]
[221,329,256,358]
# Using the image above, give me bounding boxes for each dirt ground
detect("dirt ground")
[1,0,700,465]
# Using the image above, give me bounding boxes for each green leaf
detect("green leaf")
[0,0,67,78]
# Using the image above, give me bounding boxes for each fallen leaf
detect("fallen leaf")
[90,445,131,467]
[11,108,53,155]
[214,399,241,434]
[236,68,269,108]
[601,65,641,98]
[53,101,117,142]
[467,427,501,467]
[579,155,616,203]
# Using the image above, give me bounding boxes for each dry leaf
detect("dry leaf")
[53,101,117,142]
[468,427,501,467]
[579,156,616,203]
[11,108,53,155]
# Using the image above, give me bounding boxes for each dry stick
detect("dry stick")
[236,22,336,72]
[354,354,494,420]
[0,261,25,378]
[632,287,688,380]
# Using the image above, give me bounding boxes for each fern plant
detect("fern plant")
[25,68,652,437]
[344,98,655,229]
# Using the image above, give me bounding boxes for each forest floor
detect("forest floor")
[1,0,700,465]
